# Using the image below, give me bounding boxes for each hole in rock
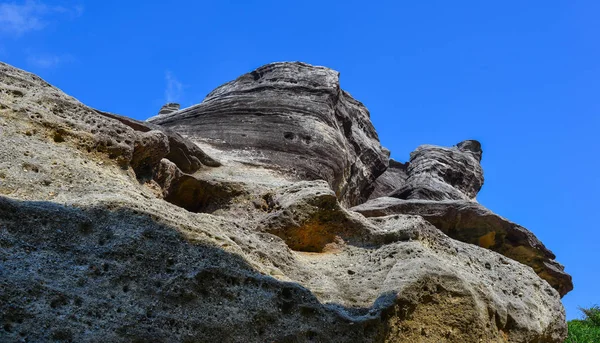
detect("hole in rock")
[301,135,312,144]
[283,132,295,140]
[164,175,243,214]
[268,222,337,252]
[53,130,66,143]
[263,194,369,253]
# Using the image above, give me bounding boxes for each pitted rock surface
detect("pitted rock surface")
[0,61,570,343]
[351,197,573,297]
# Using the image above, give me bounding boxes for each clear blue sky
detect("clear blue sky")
[1,1,598,320]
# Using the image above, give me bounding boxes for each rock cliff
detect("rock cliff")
[0,61,571,342]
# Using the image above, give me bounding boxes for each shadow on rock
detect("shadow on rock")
[0,196,402,343]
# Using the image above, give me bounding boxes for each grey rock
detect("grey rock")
[351,197,573,297]
[130,130,170,178]
[157,102,180,116]
[390,140,484,201]
[368,158,409,200]
[0,61,570,342]
[0,194,566,343]
[155,158,246,213]
[149,62,389,207]
[161,128,222,172]
[93,108,221,173]
[256,180,374,252]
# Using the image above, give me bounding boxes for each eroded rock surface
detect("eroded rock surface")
[157,102,180,116]
[352,197,573,297]
[361,138,572,297]
[368,158,409,200]
[0,61,570,342]
[390,140,484,201]
[149,62,389,207]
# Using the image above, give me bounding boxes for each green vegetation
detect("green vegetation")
[565,305,600,343]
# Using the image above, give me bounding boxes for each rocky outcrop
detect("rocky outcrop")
[0,61,571,342]
[359,139,572,297]
[92,108,221,174]
[149,62,389,207]
[0,193,567,343]
[390,140,484,201]
[352,197,573,297]
[368,158,408,200]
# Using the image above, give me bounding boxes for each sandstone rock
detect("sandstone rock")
[93,108,221,173]
[0,195,566,342]
[130,130,170,178]
[0,61,570,342]
[390,140,484,201]
[149,62,389,207]
[161,128,221,172]
[360,139,572,297]
[256,180,373,252]
[351,197,573,297]
[368,158,409,200]
[157,159,246,213]
[157,102,180,116]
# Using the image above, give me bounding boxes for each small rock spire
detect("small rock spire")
[157,103,180,116]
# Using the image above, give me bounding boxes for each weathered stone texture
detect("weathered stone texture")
[368,158,409,200]
[390,140,484,201]
[149,62,389,207]
[352,197,573,297]
[0,61,570,342]
[158,102,180,116]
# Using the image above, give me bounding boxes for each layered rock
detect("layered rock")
[368,158,408,200]
[360,139,572,297]
[352,197,573,297]
[149,62,389,207]
[390,140,484,201]
[0,61,570,342]
[157,102,180,116]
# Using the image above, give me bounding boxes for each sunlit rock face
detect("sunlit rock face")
[361,138,572,297]
[389,140,484,201]
[157,102,180,116]
[0,61,570,343]
[149,62,389,207]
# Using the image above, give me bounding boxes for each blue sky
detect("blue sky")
[1,0,598,320]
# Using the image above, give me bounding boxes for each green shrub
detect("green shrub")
[580,305,600,327]
[566,320,600,342]
[565,305,600,343]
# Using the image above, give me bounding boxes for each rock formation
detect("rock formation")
[368,159,408,200]
[352,197,573,297]
[149,62,389,207]
[157,102,181,116]
[390,140,484,201]
[353,140,572,298]
[0,61,571,342]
